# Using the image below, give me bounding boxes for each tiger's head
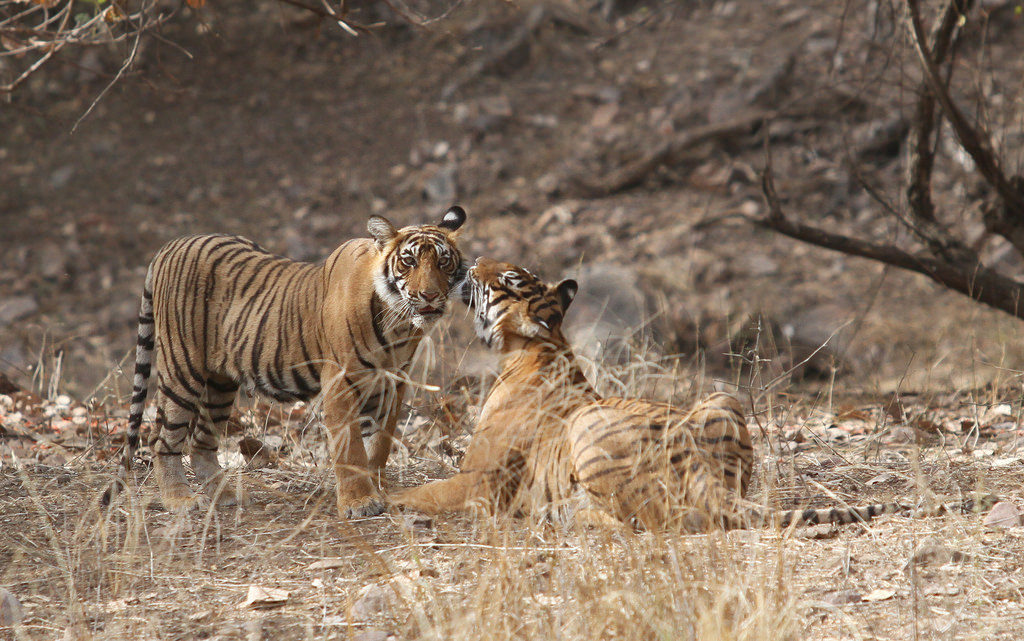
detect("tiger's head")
[368,206,468,329]
[464,257,578,351]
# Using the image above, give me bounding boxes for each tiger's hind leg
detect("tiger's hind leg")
[151,389,199,511]
[191,377,242,507]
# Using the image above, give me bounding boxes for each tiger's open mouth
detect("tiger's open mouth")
[416,305,444,318]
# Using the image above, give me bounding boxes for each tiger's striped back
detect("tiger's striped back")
[569,393,753,530]
[569,394,905,531]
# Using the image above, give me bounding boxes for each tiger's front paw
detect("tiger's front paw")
[337,493,388,519]
[160,483,199,512]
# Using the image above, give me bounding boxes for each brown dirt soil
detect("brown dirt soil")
[3,391,1024,640]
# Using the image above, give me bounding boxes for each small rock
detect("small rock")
[50,165,75,189]
[422,163,458,205]
[983,501,1022,528]
[52,419,75,433]
[525,114,558,128]
[987,403,1013,418]
[238,437,269,465]
[454,95,513,133]
[0,587,24,626]
[741,253,779,277]
[823,426,850,443]
[739,199,761,217]
[431,141,450,159]
[35,241,70,281]
[991,457,1021,469]
[535,172,560,196]
[924,584,960,596]
[589,103,619,129]
[0,296,38,326]
[351,584,393,620]
[561,262,651,363]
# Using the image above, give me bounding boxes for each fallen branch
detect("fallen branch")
[569,109,778,197]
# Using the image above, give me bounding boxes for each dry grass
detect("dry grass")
[3,342,1024,641]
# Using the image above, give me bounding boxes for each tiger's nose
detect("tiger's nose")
[421,292,441,303]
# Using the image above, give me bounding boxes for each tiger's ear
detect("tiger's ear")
[367,216,399,248]
[438,205,467,232]
[552,279,578,313]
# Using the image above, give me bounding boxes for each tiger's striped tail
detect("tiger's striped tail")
[101,266,155,505]
[771,493,998,525]
[772,502,906,527]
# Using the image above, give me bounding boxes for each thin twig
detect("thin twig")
[72,12,144,133]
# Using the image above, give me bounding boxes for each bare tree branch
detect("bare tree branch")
[758,165,1024,321]
[1,0,172,94]
[905,0,966,234]
[897,0,980,267]
[0,0,383,95]
[907,0,1024,217]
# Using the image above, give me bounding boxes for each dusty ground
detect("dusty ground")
[3,380,1024,641]
[3,0,1024,639]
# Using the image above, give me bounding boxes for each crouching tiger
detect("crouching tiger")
[394,258,909,531]
[104,207,468,518]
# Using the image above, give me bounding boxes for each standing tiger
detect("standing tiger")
[395,258,904,531]
[106,206,468,518]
